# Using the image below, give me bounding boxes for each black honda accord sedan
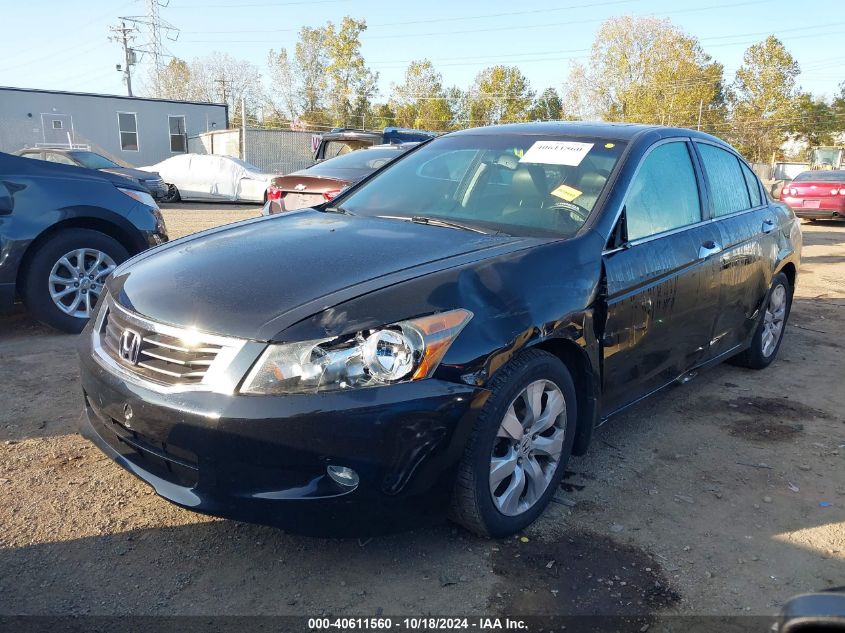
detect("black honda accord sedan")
[78,122,801,537]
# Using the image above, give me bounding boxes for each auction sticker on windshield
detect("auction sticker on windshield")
[520,141,594,166]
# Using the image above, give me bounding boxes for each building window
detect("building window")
[118,112,138,151]
[169,115,187,153]
[52,119,63,130]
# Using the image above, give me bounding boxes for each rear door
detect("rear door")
[693,141,776,356]
[601,139,722,414]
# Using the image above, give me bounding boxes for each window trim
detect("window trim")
[168,114,187,153]
[616,137,708,247]
[117,111,139,152]
[691,139,768,219]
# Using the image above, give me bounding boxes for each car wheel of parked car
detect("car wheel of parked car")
[161,184,181,203]
[731,271,792,370]
[450,349,577,537]
[22,229,128,333]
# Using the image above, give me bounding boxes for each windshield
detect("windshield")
[793,170,845,182]
[337,134,626,237]
[309,147,402,173]
[71,151,120,169]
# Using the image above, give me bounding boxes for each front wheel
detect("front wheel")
[450,350,577,537]
[161,184,181,203]
[731,271,792,369]
[21,229,128,333]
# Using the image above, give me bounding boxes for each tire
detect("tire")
[450,349,578,537]
[161,184,181,203]
[21,229,129,333]
[731,271,792,370]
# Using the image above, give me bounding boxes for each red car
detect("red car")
[779,170,845,220]
[263,143,417,215]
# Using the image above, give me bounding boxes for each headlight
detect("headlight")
[240,309,472,394]
[117,186,158,209]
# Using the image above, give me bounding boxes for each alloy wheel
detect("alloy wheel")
[48,248,116,318]
[489,379,567,516]
[761,283,787,358]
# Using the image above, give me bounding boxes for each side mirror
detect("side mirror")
[778,591,845,633]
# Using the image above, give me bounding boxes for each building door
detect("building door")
[40,113,75,146]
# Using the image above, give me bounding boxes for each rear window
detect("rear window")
[322,139,373,159]
[792,170,845,182]
[338,134,626,238]
[310,147,401,172]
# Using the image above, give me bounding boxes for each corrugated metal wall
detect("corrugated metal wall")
[187,127,314,174]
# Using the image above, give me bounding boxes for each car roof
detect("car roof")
[445,121,731,145]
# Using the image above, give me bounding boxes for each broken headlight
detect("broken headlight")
[240,309,472,395]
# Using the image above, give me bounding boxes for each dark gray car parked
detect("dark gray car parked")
[15,148,169,200]
[0,151,168,332]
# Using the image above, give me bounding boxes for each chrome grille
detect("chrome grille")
[92,296,254,393]
[102,311,219,384]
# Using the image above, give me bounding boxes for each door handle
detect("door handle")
[698,240,722,259]
[762,218,776,234]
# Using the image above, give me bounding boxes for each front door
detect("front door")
[601,140,722,415]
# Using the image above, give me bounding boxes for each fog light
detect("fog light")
[327,464,359,488]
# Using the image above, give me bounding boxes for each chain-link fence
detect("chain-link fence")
[187,127,315,174]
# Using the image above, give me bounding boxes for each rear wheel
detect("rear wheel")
[450,350,577,537]
[161,184,181,203]
[21,229,128,333]
[731,271,792,369]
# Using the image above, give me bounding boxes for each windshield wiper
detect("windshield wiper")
[408,215,489,234]
[323,205,349,214]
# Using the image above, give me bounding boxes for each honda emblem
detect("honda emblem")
[118,329,142,365]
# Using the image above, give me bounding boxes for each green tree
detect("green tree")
[466,65,534,127]
[565,17,726,131]
[790,93,837,147]
[148,58,193,100]
[294,26,329,121]
[528,87,564,121]
[369,102,397,128]
[730,36,800,162]
[324,17,379,127]
[389,59,453,130]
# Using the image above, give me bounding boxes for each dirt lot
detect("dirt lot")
[1,205,843,620]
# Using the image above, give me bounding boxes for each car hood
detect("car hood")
[109,209,527,340]
[101,166,161,181]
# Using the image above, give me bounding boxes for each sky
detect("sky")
[1,0,843,104]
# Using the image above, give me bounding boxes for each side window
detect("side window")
[740,161,763,207]
[169,115,187,153]
[697,143,751,216]
[118,112,138,151]
[625,142,702,241]
[44,153,77,166]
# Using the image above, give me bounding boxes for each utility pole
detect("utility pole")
[109,21,136,96]
[118,0,180,94]
[697,99,704,131]
[214,78,229,105]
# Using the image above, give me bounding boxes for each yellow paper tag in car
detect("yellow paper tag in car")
[551,184,582,202]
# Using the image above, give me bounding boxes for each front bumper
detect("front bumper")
[143,179,169,200]
[78,344,483,535]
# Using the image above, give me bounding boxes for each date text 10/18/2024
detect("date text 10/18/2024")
[308,617,529,630]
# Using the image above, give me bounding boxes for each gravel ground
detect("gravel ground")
[0,207,843,620]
